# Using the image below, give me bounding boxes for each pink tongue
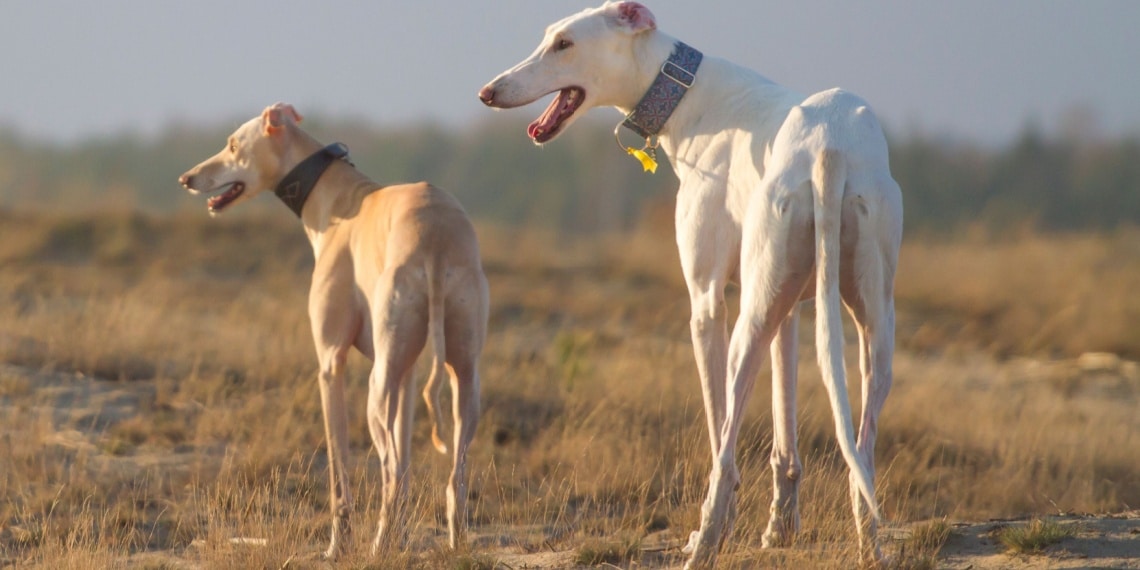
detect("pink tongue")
[528,91,566,139]
[208,184,242,209]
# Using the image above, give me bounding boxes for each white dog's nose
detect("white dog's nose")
[477,85,496,106]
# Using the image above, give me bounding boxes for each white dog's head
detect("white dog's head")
[478,1,657,144]
[178,103,303,215]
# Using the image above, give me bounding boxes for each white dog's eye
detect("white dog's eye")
[555,38,573,51]
[229,141,237,153]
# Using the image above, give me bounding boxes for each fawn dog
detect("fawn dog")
[179,103,488,558]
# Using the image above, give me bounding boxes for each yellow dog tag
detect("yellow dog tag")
[614,122,660,174]
[627,147,658,173]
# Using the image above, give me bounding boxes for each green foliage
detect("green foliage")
[0,117,674,235]
[554,330,595,391]
[890,128,1140,234]
[2,117,1139,235]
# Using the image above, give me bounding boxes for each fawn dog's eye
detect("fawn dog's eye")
[554,38,573,52]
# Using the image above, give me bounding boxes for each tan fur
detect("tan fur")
[179,103,487,558]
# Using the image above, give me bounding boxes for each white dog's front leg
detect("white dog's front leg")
[674,193,738,462]
[688,285,729,459]
[679,279,734,556]
[686,177,814,569]
[675,187,740,556]
[840,181,902,563]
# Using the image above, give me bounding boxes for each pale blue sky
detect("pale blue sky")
[2,1,1137,144]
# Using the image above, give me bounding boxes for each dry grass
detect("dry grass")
[573,536,642,566]
[897,226,1140,359]
[1,210,1138,568]
[993,518,1077,554]
[894,519,952,569]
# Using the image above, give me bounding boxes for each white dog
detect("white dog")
[479,3,901,567]
[179,103,488,558]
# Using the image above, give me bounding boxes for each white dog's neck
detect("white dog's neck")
[610,30,680,117]
[617,31,804,178]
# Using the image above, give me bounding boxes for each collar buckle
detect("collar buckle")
[618,41,703,141]
[661,60,695,89]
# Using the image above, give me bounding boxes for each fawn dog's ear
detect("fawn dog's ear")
[262,103,304,136]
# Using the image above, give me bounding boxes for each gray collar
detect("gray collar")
[621,41,703,139]
[273,142,352,217]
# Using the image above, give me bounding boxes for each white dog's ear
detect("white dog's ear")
[262,103,303,136]
[605,1,656,33]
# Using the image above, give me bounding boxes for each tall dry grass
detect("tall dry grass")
[897,226,1140,358]
[1,210,1138,568]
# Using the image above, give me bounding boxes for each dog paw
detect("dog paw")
[681,530,699,554]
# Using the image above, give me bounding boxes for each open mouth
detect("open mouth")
[527,87,585,144]
[206,182,246,213]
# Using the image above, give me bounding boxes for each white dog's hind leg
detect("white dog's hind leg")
[841,176,902,561]
[762,306,803,548]
[849,302,893,561]
[810,150,880,528]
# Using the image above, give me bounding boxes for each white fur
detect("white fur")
[480,3,902,567]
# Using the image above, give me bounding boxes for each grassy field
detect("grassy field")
[1,209,1138,568]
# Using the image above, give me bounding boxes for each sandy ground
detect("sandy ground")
[463,516,1140,570]
[38,513,1140,569]
[472,514,1140,569]
[2,359,1139,569]
[934,513,1140,570]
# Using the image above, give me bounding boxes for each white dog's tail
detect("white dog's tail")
[811,149,880,521]
[423,259,450,455]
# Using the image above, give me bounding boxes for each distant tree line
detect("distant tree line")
[1,117,1138,235]
[892,126,1140,234]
